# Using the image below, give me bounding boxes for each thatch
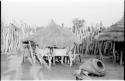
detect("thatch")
[96,17,124,42]
[104,17,124,32]
[36,27,44,32]
[23,20,81,48]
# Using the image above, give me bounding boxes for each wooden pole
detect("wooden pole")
[85,38,89,56]
[94,41,97,55]
[29,41,35,64]
[104,42,108,55]
[112,42,116,64]
[99,42,104,61]
[120,49,123,65]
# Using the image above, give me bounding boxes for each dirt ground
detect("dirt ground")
[1,54,124,80]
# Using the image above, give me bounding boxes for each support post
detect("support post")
[29,41,35,64]
[112,42,116,64]
[120,50,123,65]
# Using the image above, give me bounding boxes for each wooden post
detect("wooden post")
[94,41,97,55]
[104,42,108,55]
[48,47,53,70]
[61,56,64,64]
[85,38,89,56]
[120,50,123,65]
[99,42,104,61]
[48,55,52,70]
[112,42,116,64]
[53,56,55,65]
[29,41,35,64]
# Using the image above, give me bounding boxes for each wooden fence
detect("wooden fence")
[1,23,36,54]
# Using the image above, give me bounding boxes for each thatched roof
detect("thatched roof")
[105,17,124,32]
[95,17,124,42]
[36,26,44,32]
[23,19,81,48]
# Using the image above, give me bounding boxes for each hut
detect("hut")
[23,19,81,68]
[95,17,124,65]
[24,19,80,48]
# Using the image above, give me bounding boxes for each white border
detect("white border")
[1,0,124,2]
[1,80,124,81]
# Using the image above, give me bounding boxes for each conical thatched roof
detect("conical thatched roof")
[23,19,81,48]
[96,17,124,41]
[105,17,124,32]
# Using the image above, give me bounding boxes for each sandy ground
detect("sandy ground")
[1,54,124,80]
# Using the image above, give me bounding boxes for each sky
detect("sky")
[1,0,124,28]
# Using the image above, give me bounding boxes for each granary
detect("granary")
[23,19,81,48]
[95,17,124,65]
[22,19,81,68]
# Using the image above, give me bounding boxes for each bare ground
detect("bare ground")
[1,54,124,80]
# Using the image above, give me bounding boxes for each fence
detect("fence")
[1,23,36,54]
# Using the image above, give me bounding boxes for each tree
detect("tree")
[72,18,85,34]
[72,18,85,54]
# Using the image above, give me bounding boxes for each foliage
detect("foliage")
[72,18,85,33]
